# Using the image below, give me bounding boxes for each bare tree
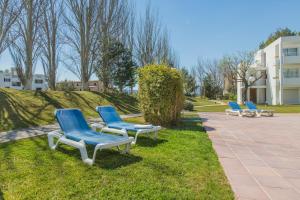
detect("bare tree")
[9,0,44,90]
[135,4,178,68]
[64,0,100,91]
[95,0,131,91]
[0,0,20,55]
[235,51,263,102]
[219,55,241,95]
[135,3,161,66]
[194,58,223,97]
[40,0,63,90]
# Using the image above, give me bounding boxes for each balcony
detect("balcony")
[241,79,267,88]
[283,77,300,87]
[284,56,300,64]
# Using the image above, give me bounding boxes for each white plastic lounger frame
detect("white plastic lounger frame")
[48,129,134,165]
[255,110,274,117]
[225,109,256,117]
[91,123,161,145]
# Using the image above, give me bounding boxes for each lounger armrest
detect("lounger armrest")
[48,129,63,137]
[101,127,128,137]
[260,110,274,112]
[91,123,105,131]
[136,126,161,134]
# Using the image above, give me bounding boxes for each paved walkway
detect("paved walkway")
[0,113,142,144]
[201,112,300,200]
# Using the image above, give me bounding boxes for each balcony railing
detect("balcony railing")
[241,79,267,88]
[283,77,300,86]
[284,56,300,64]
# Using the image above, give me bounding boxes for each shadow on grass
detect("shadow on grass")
[56,145,142,169]
[203,126,216,132]
[0,90,64,131]
[91,91,139,114]
[186,97,197,102]
[0,190,3,200]
[135,137,167,147]
[0,90,38,130]
[170,117,205,132]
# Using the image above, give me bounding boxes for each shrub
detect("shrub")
[223,93,237,101]
[183,100,194,111]
[138,64,184,126]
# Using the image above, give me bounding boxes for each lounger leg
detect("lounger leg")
[120,143,131,154]
[90,145,102,165]
[125,143,131,153]
[154,131,158,140]
[257,111,261,117]
[48,131,63,150]
[132,131,141,145]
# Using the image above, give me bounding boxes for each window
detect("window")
[283,48,298,56]
[35,79,43,84]
[284,68,299,78]
[12,82,21,87]
[4,78,10,82]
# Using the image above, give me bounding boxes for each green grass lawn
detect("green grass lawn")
[0,117,234,200]
[187,97,220,106]
[0,88,139,132]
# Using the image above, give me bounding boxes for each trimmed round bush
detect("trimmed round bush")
[138,64,184,126]
[183,100,194,111]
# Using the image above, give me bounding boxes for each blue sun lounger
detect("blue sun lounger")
[225,102,256,117]
[48,109,134,165]
[245,101,274,117]
[92,106,161,144]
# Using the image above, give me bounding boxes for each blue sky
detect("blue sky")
[1,0,300,80]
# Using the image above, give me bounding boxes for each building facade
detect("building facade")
[0,68,48,90]
[237,36,300,105]
[56,80,104,92]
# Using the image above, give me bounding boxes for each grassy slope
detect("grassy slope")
[0,117,234,200]
[0,88,139,132]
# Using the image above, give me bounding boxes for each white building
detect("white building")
[0,68,48,90]
[237,36,300,105]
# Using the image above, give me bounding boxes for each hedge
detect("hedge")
[138,64,184,126]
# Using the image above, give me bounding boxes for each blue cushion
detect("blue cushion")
[55,109,127,145]
[245,101,257,110]
[96,106,122,124]
[65,130,129,146]
[55,109,90,133]
[228,102,241,110]
[107,122,138,132]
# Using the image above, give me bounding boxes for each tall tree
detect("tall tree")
[0,0,20,55]
[194,59,223,97]
[202,74,222,99]
[219,55,239,95]
[40,0,63,90]
[9,0,44,90]
[181,68,198,96]
[235,51,264,102]
[259,28,298,49]
[111,42,136,92]
[64,0,100,90]
[95,0,130,91]
[135,3,161,66]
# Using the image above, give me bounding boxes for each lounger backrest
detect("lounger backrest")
[245,101,257,110]
[55,109,91,133]
[228,102,241,110]
[96,106,122,124]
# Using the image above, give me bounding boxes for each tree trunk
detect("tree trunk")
[81,77,89,91]
[242,86,248,104]
[24,78,32,90]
